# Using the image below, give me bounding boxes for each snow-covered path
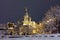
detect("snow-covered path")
[0,37,60,40]
[0,34,60,40]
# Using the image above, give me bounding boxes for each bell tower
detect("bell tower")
[23,7,31,25]
[24,7,29,21]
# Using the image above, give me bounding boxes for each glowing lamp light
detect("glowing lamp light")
[33,30,36,33]
[47,20,50,23]
[8,27,13,29]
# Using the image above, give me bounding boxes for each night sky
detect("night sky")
[0,0,60,23]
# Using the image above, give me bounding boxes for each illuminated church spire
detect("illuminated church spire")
[23,7,31,25]
[24,7,29,21]
[25,7,29,17]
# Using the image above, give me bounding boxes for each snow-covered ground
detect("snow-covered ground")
[0,34,60,40]
[0,37,60,40]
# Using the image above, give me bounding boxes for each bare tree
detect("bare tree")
[43,6,60,34]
